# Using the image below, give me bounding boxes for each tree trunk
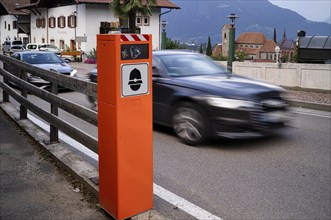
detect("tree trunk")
[128,9,136,33]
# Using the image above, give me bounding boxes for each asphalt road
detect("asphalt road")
[153,109,331,219]
[6,89,330,220]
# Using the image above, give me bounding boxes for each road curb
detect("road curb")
[288,100,331,112]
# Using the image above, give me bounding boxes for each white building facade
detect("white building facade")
[0,15,29,46]
[1,0,179,53]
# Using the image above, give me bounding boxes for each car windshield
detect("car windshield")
[158,53,226,77]
[22,53,63,64]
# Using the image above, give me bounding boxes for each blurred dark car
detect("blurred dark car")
[89,50,290,145]
[11,51,77,89]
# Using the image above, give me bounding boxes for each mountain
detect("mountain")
[162,0,331,44]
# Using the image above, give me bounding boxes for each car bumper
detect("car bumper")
[208,106,292,139]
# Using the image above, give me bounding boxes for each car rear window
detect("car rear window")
[12,41,23,45]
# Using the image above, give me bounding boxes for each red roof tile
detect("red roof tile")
[15,0,179,9]
[236,47,260,55]
[236,32,266,44]
[77,0,179,8]
[260,39,277,52]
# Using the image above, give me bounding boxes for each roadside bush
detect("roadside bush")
[84,58,96,64]
[212,54,228,61]
[87,48,97,60]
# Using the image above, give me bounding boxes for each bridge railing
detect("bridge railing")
[0,54,98,153]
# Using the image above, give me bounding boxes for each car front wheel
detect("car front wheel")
[172,102,208,146]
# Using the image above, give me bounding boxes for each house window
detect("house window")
[136,16,142,26]
[59,40,65,50]
[143,17,149,26]
[255,45,259,48]
[250,45,253,48]
[49,16,56,28]
[36,18,46,28]
[58,16,66,28]
[67,15,77,28]
[8,24,10,31]
[13,21,17,29]
[224,33,227,39]
[4,21,6,29]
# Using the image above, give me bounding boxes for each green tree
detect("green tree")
[166,38,184,49]
[110,0,156,33]
[273,28,277,43]
[235,50,247,62]
[212,54,228,61]
[206,36,212,56]
[199,45,203,53]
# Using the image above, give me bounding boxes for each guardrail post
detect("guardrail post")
[50,81,59,143]
[2,62,9,102]
[20,69,28,119]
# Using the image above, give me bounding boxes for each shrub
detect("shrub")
[84,58,96,64]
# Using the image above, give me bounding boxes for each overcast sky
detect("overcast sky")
[269,0,331,22]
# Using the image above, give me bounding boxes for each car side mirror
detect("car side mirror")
[152,66,161,77]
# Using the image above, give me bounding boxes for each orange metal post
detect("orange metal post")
[97,34,153,220]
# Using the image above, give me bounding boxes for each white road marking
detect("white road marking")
[27,113,222,220]
[154,184,222,220]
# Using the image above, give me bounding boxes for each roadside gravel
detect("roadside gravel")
[285,89,331,105]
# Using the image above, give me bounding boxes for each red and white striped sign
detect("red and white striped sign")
[121,34,149,42]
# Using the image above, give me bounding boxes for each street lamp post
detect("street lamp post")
[161,20,168,49]
[275,45,280,63]
[227,13,239,72]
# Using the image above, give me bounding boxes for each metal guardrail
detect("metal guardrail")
[0,54,99,153]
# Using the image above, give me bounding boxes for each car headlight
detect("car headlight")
[70,69,77,77]
[206,96,255,109]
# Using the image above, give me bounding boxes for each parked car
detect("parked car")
[11,51,77,89]
[9,45,25,54]
[88,50,290,145]
[26,43,61,55]
[2,40,24,53]
[61,55,75,62]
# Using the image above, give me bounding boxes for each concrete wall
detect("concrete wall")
[219,61,331,91]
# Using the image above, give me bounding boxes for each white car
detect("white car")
[11,51,77,89]
[2,40,23,53]
[9,45,25,54]
[26,43,61,55]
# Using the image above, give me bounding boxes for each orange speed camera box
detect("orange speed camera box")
[97,34,153,220]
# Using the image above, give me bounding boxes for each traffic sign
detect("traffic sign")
[121,63,149,97]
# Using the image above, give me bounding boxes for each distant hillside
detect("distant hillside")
[163,0,331,44]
